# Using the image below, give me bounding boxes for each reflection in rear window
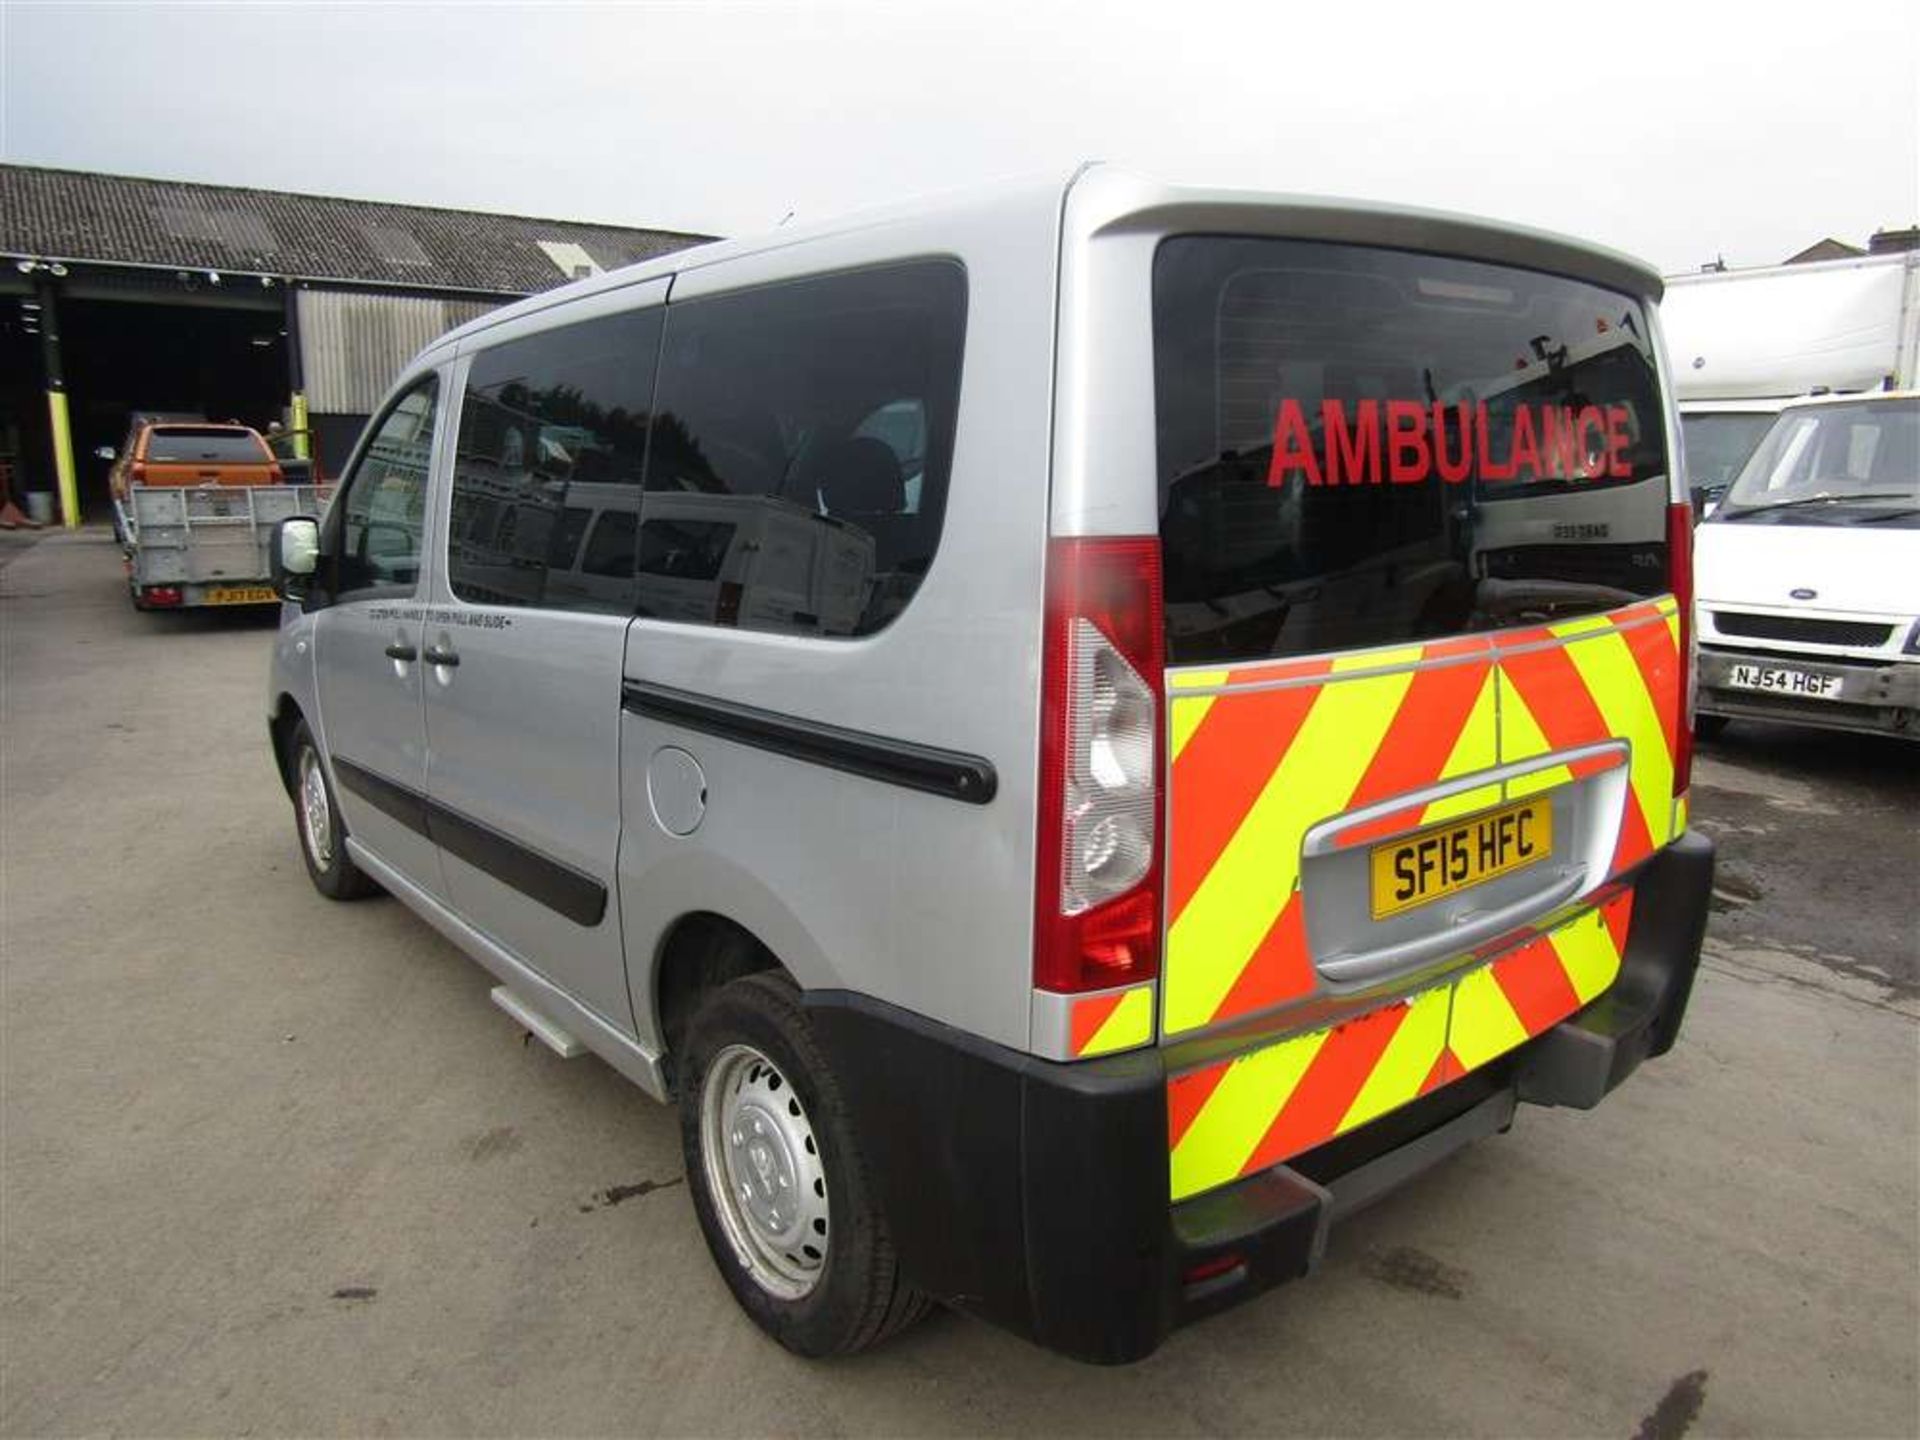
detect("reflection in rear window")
[146,427,270,463]
[638,519,734,580]
[1153,238,1672,666]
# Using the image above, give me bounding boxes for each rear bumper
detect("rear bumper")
[807,829,1714,1363]
[1698,646,1920,737]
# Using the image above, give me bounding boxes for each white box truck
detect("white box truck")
[1663,250,1919,512]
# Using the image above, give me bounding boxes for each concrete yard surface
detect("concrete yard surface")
[2,530,1916,1437]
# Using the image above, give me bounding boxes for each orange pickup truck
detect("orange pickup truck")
[105,416,328,612]
[107,420,283,505]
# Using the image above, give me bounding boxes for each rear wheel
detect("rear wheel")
[290,719,379,900]
[680,972,927,1356]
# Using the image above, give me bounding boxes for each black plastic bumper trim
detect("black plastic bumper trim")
[802,830,1714,1364]
[622,680,997,805]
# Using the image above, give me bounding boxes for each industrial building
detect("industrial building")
[0,164,710,526]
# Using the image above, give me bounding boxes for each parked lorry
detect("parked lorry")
[103,419,329,610]
[1662,250,1920,513]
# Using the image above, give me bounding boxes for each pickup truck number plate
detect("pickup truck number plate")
[206,585,278,606]
[1370,798,1552,921]
[1728,662,1842,700]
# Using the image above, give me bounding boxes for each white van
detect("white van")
[1693,391,1920,738]
[265,167,1714,1362]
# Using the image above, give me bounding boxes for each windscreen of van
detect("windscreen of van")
[1713,399,1919,525]
[1153,237,1672,666]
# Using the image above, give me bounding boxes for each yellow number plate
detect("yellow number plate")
[206,585,278,606]
[1369,798,1553,920]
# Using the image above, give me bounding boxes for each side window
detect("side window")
[335,378,438,600]
[645,260,966,636]
[448,307,662,615]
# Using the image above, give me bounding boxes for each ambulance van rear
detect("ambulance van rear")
[266,165,1714,1363]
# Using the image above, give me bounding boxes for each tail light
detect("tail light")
[715,581,743,626]
[268,464,286,485]
[143,586,183,607]
[1667,501,1695,795]
[1034,536,1165,993]
[131,461,147,485]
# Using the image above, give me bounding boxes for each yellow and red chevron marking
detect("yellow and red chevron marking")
[1163,597,1678,1042]
[1069,986,1154,1058]
[1166,890,1634,1201]
[1164,638,1500,1037]
[1495,597,1681,872]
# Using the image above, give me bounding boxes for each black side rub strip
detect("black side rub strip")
[332,756,429,836]
[622,680,997,805]
[330,757,607,927]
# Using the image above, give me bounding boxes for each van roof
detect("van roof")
[423,164,1664,363]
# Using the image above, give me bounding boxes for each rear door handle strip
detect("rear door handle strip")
[385,642,418,662]
[422,647,460,667]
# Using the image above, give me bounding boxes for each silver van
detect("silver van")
[266,166,1715,1363]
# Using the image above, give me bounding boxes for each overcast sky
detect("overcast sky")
[2,1,1914,273]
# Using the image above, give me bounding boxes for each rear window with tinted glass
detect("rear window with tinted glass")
[146,427,270,463]
[1153,237,1672,666]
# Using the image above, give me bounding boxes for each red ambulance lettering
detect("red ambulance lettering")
[1264,399,1323,488]
[1605,407,1633,477]
[1577,406,1609,478]
[1265,399,1638,489]
[1325,399,1380,485]
[1433,403,1473,484]
[1474,403,1515,481]
[1386,401,1429,484]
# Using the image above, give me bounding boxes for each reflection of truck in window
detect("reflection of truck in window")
[1466,325,1671,619]
[635,492,874,634]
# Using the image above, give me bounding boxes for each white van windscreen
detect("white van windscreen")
[1153,237,1672,666]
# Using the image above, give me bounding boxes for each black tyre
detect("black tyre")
[288,719,380,900]
[1693,714,1730,741]
[680,971,927,1356]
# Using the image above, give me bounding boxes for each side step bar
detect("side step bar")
[490,986,586,1059]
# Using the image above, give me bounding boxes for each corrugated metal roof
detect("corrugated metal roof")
[0,164,712,294]
[298,291,496,414]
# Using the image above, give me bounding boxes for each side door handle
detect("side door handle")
[384,641,418,662]
[422,645,460,668]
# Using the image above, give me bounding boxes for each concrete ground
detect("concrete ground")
[3,529,1915,1438]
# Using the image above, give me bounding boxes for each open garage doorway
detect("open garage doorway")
[59,294,288,518]
[0,300,50,515]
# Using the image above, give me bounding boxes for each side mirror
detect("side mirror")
[270,516,321,601]
[95,446,116,461]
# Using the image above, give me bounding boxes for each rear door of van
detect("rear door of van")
[1147,237,1686,1202]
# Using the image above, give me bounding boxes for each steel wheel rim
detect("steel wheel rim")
[298,748,333,868]
[700,1042,829,1300]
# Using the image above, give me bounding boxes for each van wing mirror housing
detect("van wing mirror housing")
[270,516,321,601]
